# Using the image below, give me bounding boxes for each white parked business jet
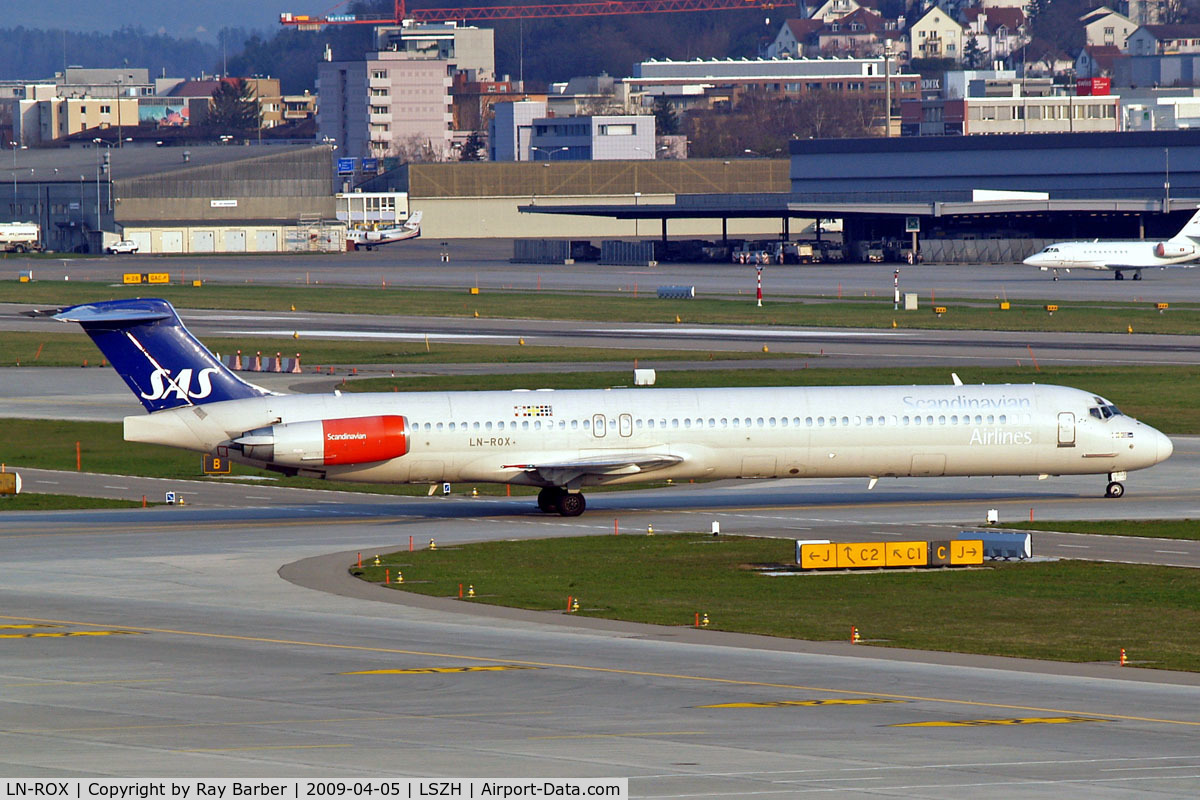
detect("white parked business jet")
[346,211,422,250]
[1023,209,1200,280]
[50,299,1172,515]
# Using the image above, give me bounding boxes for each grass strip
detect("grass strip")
[356,533,1200,672]
[0,493,148,511]
[1000,519,1200,541]
[3,281,1197,334]
[0,331,782,369]
[345,364,1200,433]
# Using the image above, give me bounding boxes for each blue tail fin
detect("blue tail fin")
[54,298,272,413]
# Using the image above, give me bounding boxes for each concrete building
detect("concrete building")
[1,144,338,253]
[626,56,920,112]
[529,115,656,161]
[358,159,790,239]
[318,51,454,162]
[1127,24,1200,55]
[488,100,546,161]
[376,23,495,81]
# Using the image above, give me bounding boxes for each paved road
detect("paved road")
[2,470,1199,792]
[5,240,1200,301]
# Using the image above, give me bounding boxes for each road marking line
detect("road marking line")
[1057,544,1090,548]
[1155,550,1188,554]
[174,744,353,753]
[1,613,1196,728]
[10,710,554,734]
[529,731,708,740]
[4,678,171,687]
[342,665,540,675]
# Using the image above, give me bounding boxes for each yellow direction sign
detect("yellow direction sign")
[894,716,1109,727]
[885,541,928,567]
[699,698,904,708]
[341,665,540,675]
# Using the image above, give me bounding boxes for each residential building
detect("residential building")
[375,23,495,81]
[908,6,964,61]
[962,7,1029,62]
[1079,7,1137,49]
[808,0,863,22]
[529,114,655,161]
[1127,0,1170,26]
[318,51,454,162]
[547,74,632,117]
[1127,25,1200,56]
[766,19,825,58]
[451,73,530,132]
[488,99,546,161]
[1076,45,1125,79]
[817,9,903,58]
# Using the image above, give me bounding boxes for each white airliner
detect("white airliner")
[346,211,422,250]
[51,299,1172,515]
[1023,209,1200,280]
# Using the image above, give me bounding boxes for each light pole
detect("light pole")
[530,145,568,161]
[8,141,16,204]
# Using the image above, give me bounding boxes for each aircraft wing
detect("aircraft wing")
[503,453,683,486]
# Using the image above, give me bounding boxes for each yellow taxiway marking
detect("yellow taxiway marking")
[9,710,553,735]
[342,665,540,675]
[174,744,353,753]
[528,732,708,740]
[0,624,63,630]
[894,716,1111,728]
[2,613,1197,729]
[0,630,139,639]
[699,698,904,708]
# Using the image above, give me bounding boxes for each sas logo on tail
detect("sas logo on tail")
[140,368,220,401]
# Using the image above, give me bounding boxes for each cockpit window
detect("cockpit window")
[1088,404,1122,420]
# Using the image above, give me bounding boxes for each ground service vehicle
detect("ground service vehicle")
[0,222,44,253]
[106,240,140,254]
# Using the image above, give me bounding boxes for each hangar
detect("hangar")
[522,130,1200,262]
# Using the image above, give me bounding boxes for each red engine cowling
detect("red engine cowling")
[236,415,408,467]
[1155,241,1195,258]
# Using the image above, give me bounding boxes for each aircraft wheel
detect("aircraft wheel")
[556,492,586,517]
[1105,481,1125,498]
[537,487,562,513]
[1114,271,1124,280]
[1133,272,1143,281]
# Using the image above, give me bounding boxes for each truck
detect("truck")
[0,222,45,254]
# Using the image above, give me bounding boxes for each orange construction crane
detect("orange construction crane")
[281,0,779,28]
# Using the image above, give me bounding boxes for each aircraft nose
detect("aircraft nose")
[1157,429,1174,463]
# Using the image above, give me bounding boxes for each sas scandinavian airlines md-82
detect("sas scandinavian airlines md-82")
[1023,208,1200,280]
[49,299,1173,515]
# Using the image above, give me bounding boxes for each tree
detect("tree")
[459,130,485,162]
[207,78,259,134]
[652,96,680,135]
[390,134,444,164]
[963,35,985,69]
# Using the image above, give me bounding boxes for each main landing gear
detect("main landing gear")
[537,487,587,516]
[1113,270,1142,281]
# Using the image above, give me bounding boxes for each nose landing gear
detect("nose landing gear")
[1105,471,1128,498]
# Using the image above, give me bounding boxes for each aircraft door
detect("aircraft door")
[1057,412,1076,447]
[619,413,632,437]
[592,414,606,438]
